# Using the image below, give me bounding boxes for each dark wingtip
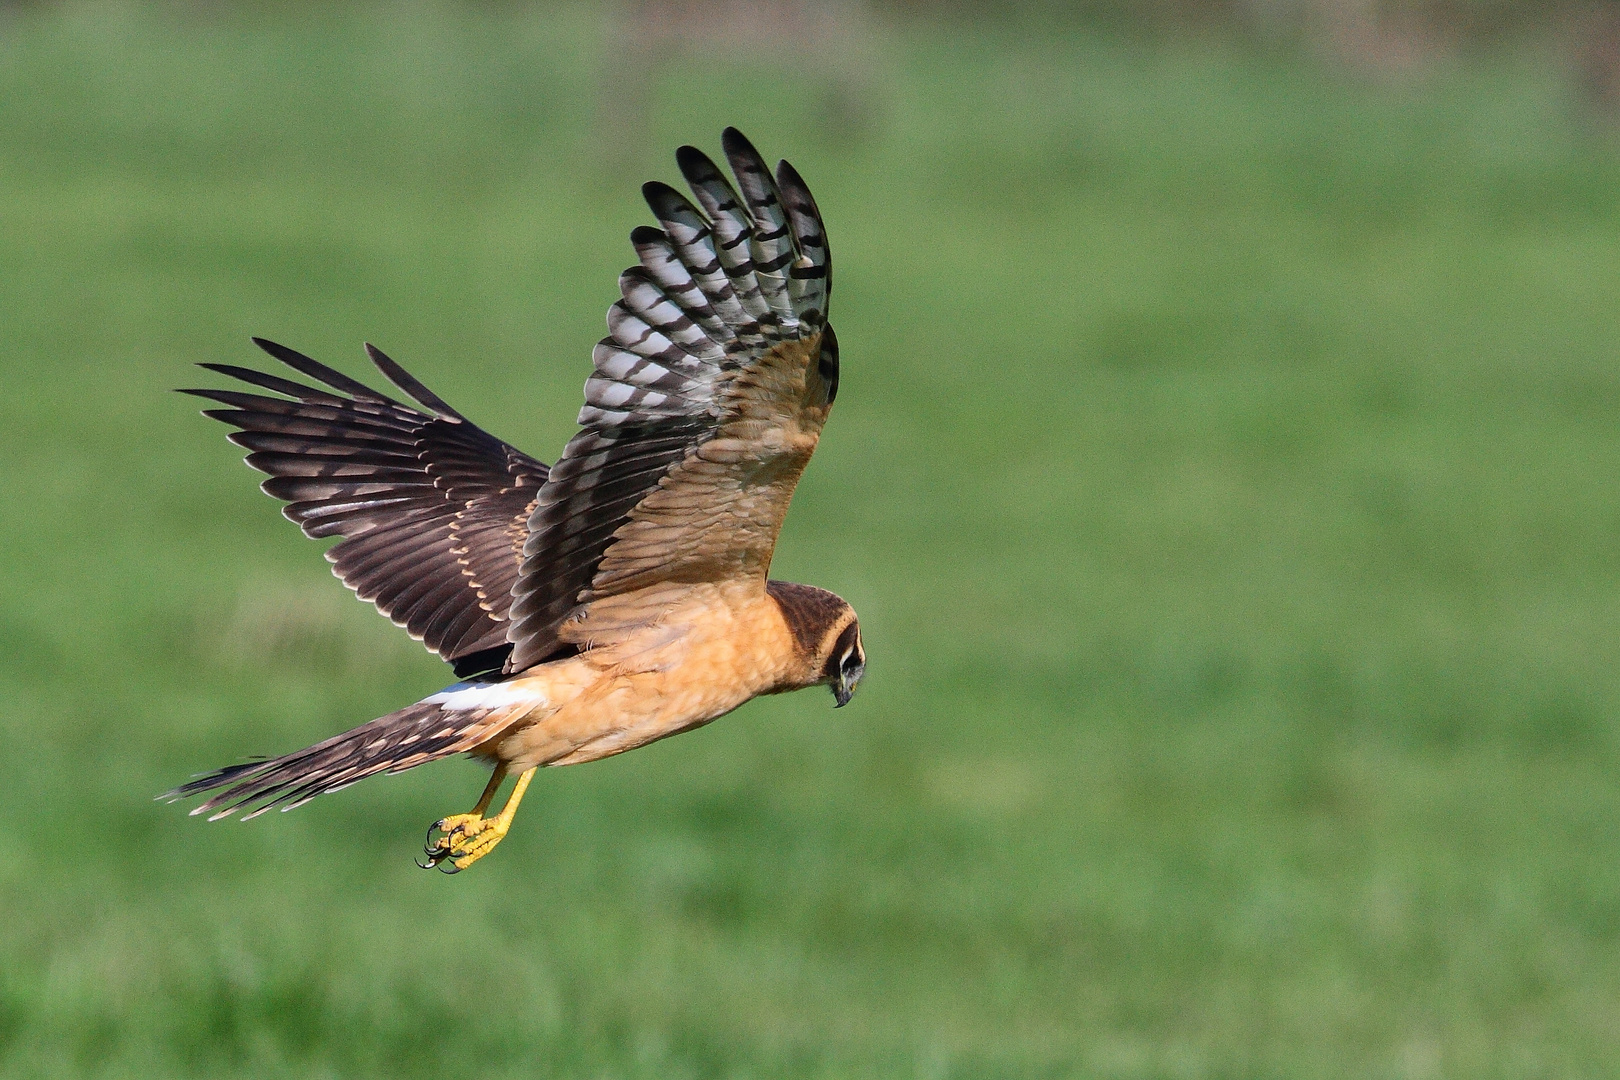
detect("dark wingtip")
[629,224,665,247]
[249,336,298,365]
[674,144,707,172]
[363,342,464,421]
[252,336,310,369]
[176,388,245,406]
[720,127,759,162]
[675,144,729,189]
[642,180,701,223]
[178,360,232,395]
[775,158,812,200]
[248,337,404,407]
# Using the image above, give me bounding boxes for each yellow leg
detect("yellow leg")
[420,766,537,874]
[471,766,508,816]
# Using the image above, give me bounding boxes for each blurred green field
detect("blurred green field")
[4,3,1620,1077]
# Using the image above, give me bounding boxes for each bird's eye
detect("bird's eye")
[841,648,862,675]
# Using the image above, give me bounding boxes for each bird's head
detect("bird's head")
[767,581,866,707]
[819,616,866,708]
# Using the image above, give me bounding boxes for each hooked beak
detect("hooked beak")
[832,663,864,708]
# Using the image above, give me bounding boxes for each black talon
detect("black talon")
[422,818,474,870]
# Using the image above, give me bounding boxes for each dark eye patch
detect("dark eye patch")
[821,619,860,681]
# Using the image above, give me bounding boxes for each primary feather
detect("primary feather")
[506,127,834,669]
[181,338,548,674]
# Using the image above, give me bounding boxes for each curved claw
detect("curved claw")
[420,817,477,872]
[418,808,509,874]
[424,820,448,852]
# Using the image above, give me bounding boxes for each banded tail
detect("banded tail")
[161,681,537,820]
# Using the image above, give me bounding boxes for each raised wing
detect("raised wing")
[183,338,548,675]
[506,128,835,670]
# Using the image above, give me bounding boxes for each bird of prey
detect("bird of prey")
[164,129,864,872]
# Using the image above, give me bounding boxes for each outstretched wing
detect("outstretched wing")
[183,338,548,674]
[506,128,835,670]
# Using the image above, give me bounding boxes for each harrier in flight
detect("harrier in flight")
[165,130,864,872]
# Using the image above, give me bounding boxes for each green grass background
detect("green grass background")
[4,3,1620,1076]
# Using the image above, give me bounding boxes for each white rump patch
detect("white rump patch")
[422,681,545,712]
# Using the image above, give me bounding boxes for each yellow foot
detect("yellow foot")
[419,813,510,874]
[417,766,535,875]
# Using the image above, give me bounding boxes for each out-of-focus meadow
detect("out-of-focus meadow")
[4,1,1620,1075]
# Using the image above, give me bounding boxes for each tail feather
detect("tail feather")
[161,687,530,820]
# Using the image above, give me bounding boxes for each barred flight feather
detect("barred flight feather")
[506,128,832,670]
[182,338,549,672]
[775,159,830,324]
[675,144,774,329]
[720,127,798,325]
[639,185,762,344]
